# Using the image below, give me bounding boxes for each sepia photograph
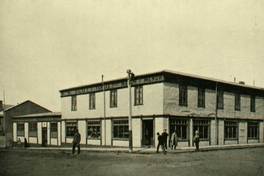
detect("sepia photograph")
[0,0,264,176]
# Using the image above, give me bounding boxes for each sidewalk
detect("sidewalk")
[6,143,264,154]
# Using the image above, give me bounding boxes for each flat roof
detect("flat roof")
[60,70,264,92]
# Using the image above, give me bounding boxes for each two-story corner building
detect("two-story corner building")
[60,70,264,148]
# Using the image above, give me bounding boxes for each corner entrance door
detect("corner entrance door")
[42,127,47,147]
[142,119,154,146]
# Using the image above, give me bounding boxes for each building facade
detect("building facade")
[12,112,61,146]
[59,70,264,148]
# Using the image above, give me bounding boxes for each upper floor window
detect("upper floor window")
[179,84,188,106]
[71,95,77,111]
[234,93,241,111]
[134,86,143,105]
[217,90,224,109]
[29,122,37,137]
[110,90,117,108]
[198,88,205,108]
[250,95,256,112]
[89,93,96,110]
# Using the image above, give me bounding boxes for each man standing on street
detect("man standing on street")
[161,129,168,150]
[156,132,166,154]
[193,130,200,151]
[72,128,81,155]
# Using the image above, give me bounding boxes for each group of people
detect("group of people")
[72,127,200,155]
[157,129,200,154]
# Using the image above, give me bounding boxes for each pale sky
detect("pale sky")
[0,0,264,111]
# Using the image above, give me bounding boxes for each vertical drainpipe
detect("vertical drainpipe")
[215,82,219,145]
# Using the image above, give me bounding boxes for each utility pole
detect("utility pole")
[127,69,134,152]
[215,82,218,145]
[102,75,106,146]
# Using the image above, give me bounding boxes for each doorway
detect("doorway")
[42,127,47,147]
[142,119,154,147]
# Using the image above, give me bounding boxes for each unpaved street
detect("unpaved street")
[0,148,263,176]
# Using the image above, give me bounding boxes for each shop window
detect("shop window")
[50,122,58,138]
[193,120,210,140]
[248,122,259,139]
[87,120,101,139]
[66,121,77,137]
[169,119,188,140]
[17,123,24,137]
[224,121,238,140]
[29,122,37,137]
[113,119,129,139]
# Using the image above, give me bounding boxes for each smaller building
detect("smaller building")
[13,112,61,146]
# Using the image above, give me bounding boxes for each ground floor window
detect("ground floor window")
[50,122,58,138]
[169,119,188,140]
[193,120,210,140]
[17,123,24,136]
[224,121,238,140]
[66,121,77,137]
[87,120,101,139]
[29,122,37,137]
[248,122,259,139]
[113,119,128,139]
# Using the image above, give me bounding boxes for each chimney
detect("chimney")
[0,100,3,111]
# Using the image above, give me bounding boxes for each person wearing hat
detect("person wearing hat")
[193,130,200,151]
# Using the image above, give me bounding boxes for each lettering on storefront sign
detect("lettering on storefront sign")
[61,75,164,97]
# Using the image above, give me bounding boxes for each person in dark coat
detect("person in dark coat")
[156,132,165,154]
[72,128,81,155]
[161,129,168,150]
[193,130,200,151]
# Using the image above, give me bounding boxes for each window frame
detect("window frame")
[234,93,241,111]
[71,95,77,111]
[193,120,210,141]
[134,86,143,106]
[169,119,189,141]
[17,123,25,137]
[110,89,118,108]
[65,121,77,138]
[89,93,96,110]
[112,119,129,140]
[197,87,205,108]
[217,90,224,109]
[87,120,101,139]
[28,122,38,137]
[50,122,58,138]
[224,121,238,140]
[250,95,256,112]
[179,84,188,107]
[247,122,259,140]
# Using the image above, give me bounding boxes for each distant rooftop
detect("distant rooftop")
[14,112,61,118]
